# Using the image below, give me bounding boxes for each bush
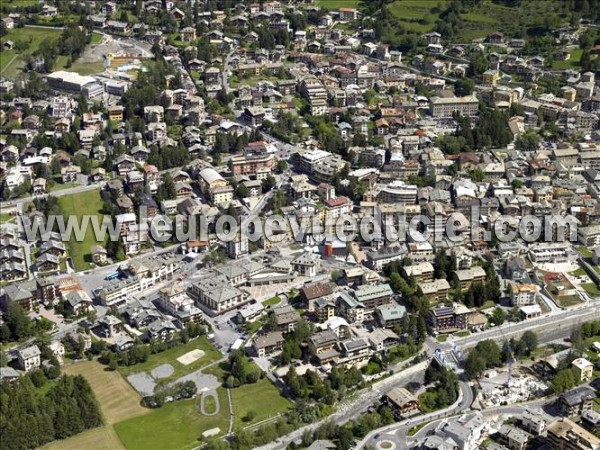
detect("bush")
[242,410,256,422]
[142,381,197,408]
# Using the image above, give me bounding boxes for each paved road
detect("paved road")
[427,298,600,356]
[255,360,428,450]
[358,380,473,449]
[259,298,600,449]
[222,49,236,94]
[356,304,600,450]
[404,397,552,446]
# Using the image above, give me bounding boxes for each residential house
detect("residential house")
[17,345,41,372]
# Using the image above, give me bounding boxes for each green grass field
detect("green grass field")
[61,58,106,75]
[3,0,41,8]
[42,360,149,450]
[118,337,222,383]
[262,296,281,307]
[582,283,600,298]
[0,213,15,224]
[232,378,293,428]
[115,389,230,450]
[316,0,361,8]
[57,189,104,271]
[91,32,103,44]
[203,394,217,415]
[388,0,448,33]
[458,0,568,41]
[1,26,62,78]
[555,295,584,308]
[569,267,587,277]
[552,48,598,70]
[116,378,292,450]
[577,246,594,258]
[315,0,360,9]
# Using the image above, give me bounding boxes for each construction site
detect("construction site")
[476,367,550,408]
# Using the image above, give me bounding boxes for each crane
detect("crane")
[499,323,516,386]
[506,341,515,386]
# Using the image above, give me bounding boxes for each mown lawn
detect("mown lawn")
[115,388,230,450]
[118,336,222,383]
[91,32,103,44]
[582,283,600,298]
[57,189,104,271]
[570,267,587,277]
[1,26,62,77]
[54,56,105,75]
[555,295,583,308]
[316,0,361,8]
[577,246,594,258]
[41,426,126,450]
[203,394,217,415]
[231,378,293,428]
[262,296,281,307]
[64,360,149,424]
[42,359,150,450]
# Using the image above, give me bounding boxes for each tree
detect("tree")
[580,49,592,72]
[454,79,475,96]
[4,303,32,341]
[515,132,540,152]
[468,169,485,182]
[464,353,486,379]
[277,160,288,172]
[156,173,176,201]
[236,184,250,199]
[242,410,256,422]
[489,308,506,326]
[519,330,538,356]
[262,175,276,193]
[0,374,102,449]
[579,30,595,50]
[552,368,577,393]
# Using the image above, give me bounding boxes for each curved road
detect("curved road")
[357,380,473,449]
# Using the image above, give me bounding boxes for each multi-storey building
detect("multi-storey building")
[429,95,479,118]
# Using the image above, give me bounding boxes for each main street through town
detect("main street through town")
[257,297,600,450]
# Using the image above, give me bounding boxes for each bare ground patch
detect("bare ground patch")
[177,349,205,366]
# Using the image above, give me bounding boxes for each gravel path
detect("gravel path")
[167,369,219,392]
[127,361,223,397]
[227,388,234,434]
[200,390,220,416]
